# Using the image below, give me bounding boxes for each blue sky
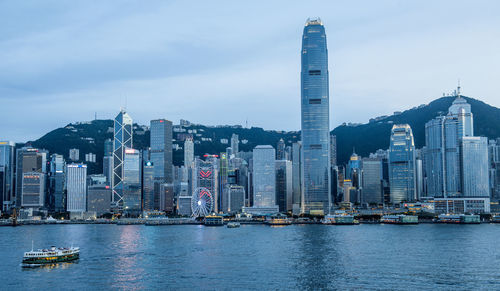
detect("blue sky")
[1,0,499,142]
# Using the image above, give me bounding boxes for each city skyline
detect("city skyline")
[2,1,500,142]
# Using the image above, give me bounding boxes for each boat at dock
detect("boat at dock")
[322,214,359,225]
[265,214,291,226]
[436,214,480,224]
[22,244,79,267]
[227,222,241,228]
[204,214,224,226]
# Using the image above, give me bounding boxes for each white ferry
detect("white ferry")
[22,245,80,267]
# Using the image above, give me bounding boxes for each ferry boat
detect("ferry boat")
[22,245,79,267]
[381,215,418,225]
[265,214,291,226]
[437,214,480,224]
[227,222,241,228]
[322,214,359,225]
[204,214,224,226]
[491,215,500,223]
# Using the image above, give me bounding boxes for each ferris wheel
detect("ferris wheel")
[191,187,214,217]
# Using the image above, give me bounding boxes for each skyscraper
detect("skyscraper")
[253,145,276,208]
[123,148,142,215]
[0,141,15,212]
[461,137,489,197]
[66,163,87,213]
[361,158,383,204]
[231,134,239,154]
[49,154,66,212]
[330,135,337,167]
[21,172,45,209]
[388,124,416,203]
[112,109,133,211]
[291,142,302,214]
[300,18,331,215]
[276,139,285,160]
[15,147,47,208]
[184,138,194,167]
[142,161,155,211]
[150,119,173,184]
[275,160,292,212]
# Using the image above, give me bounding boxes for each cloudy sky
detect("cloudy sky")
[1,0,499,142]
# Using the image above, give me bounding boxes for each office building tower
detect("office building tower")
[231,134,239,154]
[346,152,362,182]
[15,147,47,207]
[104,139,113,157]
[69,148,80,161]
[489,139,500,200]
[184,138,194,167]
[415,157,424,200]
[123,148,142,215]
[276,139,285,160]
[361,158,382,204]
[150,119,173,184]
[85,153,96,163]
[222,185,245,214]
[177,196,192,216]
[49,154,66,212]
[21,172,46,208]
[330,135,337,167]
[461,137,489,197]
[112,109,133,210]
[253,145,276,208]
[192,157,219,212]
[87,184,111,216]
[159,183,175,213]
[219,152,229,211]
[0,141,15,212]
[292,142,302,213]
[275,160,292,212]
[300,18,331,215]
[66,164,87,213]
[389,124,416,203]
[143,161,155,211]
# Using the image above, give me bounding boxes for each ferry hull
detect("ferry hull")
[22,253,79,266]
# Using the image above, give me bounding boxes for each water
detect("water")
[2,224,500,290]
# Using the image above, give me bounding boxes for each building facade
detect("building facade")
[300,18,331,215]
[389,124,416,203]
[112,109,133,211]
[66,164,87,213]
[253,145,276,208]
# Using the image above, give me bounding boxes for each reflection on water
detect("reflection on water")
[22,261,79,271]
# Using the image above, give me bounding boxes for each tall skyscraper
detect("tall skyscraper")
[21,172,46,209]
[193,157,219,212]
[361,158,383,204]
[150,119,173,184]
[276,139,285,160]
[330,135,337,167]
[275,160,292,212]
[0,141,15,212]
[300,18,331,215]
[231,134,239,154]
[253,145,276,208]
[15,147,47,208]
[388,124,416,203]
[66,163,87,213]
[142,161,155,211]
[184,138,194,167]
[461,137,489,197]
[291,142,302,213]
[424,91,475,198]
[49,154,66,212]
[112,109,133,211]
[123,148,142,215]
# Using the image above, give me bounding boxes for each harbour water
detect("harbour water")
[2,224,500,290]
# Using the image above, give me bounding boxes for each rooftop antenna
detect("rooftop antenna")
[31,240,34,252]
[457,79,461,97]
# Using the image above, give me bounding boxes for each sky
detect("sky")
[1,0,500,142]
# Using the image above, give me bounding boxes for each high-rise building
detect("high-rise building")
[330,135,337,167]
[0,141,15,212]
[85,153,96,163]
[192,157,219,212]
[461,137,489,197]
[253,145,276,208]
[292,142,302,213]
[15,147,47,208]
[184,138,194,167]
[112,109,133,211]
[389,124,416,203]
[49,154,66,212]
[87,184,111,217]
[231,134,239,154]
[361,158,382,204]
[69,148,80,161]
[66,164,87,213]
[104,139,113,157]
[222,185,245,214]
[142,161,155,211]
[275,160,292,212]
[123,148,142,215]
[489,138,500,200]
[276,139,285,160]
[159,183,175,213]
[150,119,173,184]
[300,18,331,215]
[21,172,46,208]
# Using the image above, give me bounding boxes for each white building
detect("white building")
[66,163,87,212]
[69,148,80,161]
[461,137,490,197]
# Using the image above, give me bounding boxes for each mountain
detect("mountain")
[27,95,500,174]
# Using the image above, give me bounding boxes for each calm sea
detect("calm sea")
[2,224,500,290]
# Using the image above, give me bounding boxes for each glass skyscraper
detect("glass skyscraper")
[123,148,142,215]
[150,119,173,184]
[300,18,331,215]
[388,124,416,203]
[461,137,489,197]
[112,109,133,211]
[66,163,87,213]
[0,141,15,212]
[253,145,276,208]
